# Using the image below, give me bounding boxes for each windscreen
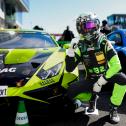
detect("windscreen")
[0,31,57,48]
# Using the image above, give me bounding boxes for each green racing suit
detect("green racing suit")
[65,33,126,106]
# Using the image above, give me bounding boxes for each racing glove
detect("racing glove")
[93,76,108,93]
[66,37,79,57]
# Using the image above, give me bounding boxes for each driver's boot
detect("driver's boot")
[109,105,120,124]
[74,99,86,113]
[74,99,90,113]
[87,94,99,113]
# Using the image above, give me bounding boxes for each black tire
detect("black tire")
[0,97,19,126]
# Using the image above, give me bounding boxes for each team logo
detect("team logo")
[40,78,55,86]
[0,67,16,73]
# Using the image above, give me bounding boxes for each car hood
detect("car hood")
[0,47,59,64]
[0,47,66,86]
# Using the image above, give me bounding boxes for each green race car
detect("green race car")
[0,29,79,113]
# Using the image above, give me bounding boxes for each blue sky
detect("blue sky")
[23,0,126,36]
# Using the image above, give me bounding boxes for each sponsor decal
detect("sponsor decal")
[15,112,28,125]
[0,67,16,73]
[95,51,106,64]
[0,86,8,97]
[40,78,55,86]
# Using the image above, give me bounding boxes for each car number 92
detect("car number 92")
[0,86,8,97]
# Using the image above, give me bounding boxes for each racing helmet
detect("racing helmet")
[76,12,100,42]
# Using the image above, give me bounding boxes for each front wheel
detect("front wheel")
[0,97,19,126]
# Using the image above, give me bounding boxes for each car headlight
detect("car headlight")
[37,62,62,80]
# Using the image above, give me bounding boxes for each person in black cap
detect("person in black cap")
[100,20,111,35]
[62,26,75,41]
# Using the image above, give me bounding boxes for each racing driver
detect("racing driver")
[65,12,126,123]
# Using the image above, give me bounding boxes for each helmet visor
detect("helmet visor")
[85,21,96,29]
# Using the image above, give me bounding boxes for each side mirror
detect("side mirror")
[57,41,71,48]
[63,43,70,49]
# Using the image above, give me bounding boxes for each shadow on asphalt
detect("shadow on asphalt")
[30,113,90,126]
[29,112,119,126]
[88,115,117,126]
